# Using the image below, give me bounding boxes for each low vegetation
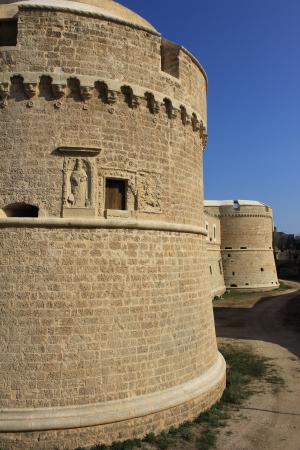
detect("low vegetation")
[217,280,292,300]
[74,344,284,450]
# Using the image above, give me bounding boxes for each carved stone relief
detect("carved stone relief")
[138,172,161,213]
[0,81,11,108]
[63,158,95,217]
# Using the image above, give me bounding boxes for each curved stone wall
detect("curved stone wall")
[0,2,224,448]
[205,202,279,291]
[204,212,226,298]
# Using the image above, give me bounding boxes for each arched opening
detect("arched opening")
[3,203,39,217]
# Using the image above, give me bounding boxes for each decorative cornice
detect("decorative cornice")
[0,72,208,148]
[57,146,101,156]
[204,212,273,219]
[0,352,225,432]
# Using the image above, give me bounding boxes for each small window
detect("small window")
[232,271,235,276]
[209,265,212,275]
[261,267,264,272]
[105,179,127,210]
[225,247,232,249]
[0,20,18,46]
[3,203,39,217]
[228,254,231,257]
[161,39,180,78]
[230,284,237,288]
[240,246,247,249]
[218,260,222,275]
[205,222,209,240]
[233,200,240,210]
[213,225,216,240]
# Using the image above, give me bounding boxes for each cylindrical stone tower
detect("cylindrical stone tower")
[205,200,279,291]
[0,1,226,448]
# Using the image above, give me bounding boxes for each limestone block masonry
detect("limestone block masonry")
[204,212,226,298]
[204,200,279,292]
[0,1,225,448]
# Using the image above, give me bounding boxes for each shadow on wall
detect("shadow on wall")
[214,289,300,359]
[1,203,39,217]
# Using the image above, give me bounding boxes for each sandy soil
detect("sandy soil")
[214,280,300,450]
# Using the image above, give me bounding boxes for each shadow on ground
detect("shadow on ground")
[214,284,300,358]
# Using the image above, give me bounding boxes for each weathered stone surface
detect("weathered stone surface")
[204,201,279,293]
[0,1,224,448]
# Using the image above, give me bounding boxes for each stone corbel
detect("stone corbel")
[191,114,201,132]
[131,94,140,109]
[145,92,160,114]
[23,81,38,107]
[107,89,118,104]
[24,82,38,99]
[121,86,140,109]
[52,82,66,99]
[180,106,191,125]
[0,81,11,108]
[200,124,208,149]
[80,85,94,102]
[164,99,177,119]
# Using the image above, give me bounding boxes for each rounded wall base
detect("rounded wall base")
[211,286,226,298]
[226,283,280,292]
[0,354,226,450]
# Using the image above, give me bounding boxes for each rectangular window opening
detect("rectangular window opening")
[161,39,180,79]
[233,200,240,210]
[105,178,127,211]
[218,260,222,275]
[0,20,18,47]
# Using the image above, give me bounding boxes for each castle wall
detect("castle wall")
[0,4,224,448]
[0,9,207,122]
[205,202,279,291]
[0,228,218,407]
[204,212,226,298]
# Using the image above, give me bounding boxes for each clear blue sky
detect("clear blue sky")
[121,0,300,234]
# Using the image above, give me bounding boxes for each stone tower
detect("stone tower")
[0,1,226,448]
[205,200,279,292]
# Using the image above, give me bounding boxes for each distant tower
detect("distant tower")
[0,1,225,448]
[205,200,279,291]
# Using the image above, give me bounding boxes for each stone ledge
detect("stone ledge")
[221,248,274,252]
[226,283,280,291]
[0,217,207,235]
[0,352,225,432]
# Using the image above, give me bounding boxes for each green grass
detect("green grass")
[218,280,292,300]
[222,289,256,298]
[74,345,283,450]
[278,280,292,291]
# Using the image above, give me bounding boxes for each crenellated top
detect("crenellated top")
[0,72,208,148]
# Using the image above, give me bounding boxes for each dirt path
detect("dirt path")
[214,281,300,450]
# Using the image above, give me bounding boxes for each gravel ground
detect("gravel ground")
[214,280,300,450]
